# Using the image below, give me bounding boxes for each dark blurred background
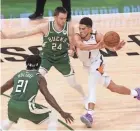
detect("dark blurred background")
[1,0,140,18]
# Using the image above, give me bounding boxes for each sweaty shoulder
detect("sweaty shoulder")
[95,32,103,43]
[37,73,46,82]
[74,33,81,38]
[15,70,24,76]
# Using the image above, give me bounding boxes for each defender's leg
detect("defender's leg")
[39,57,52,76]
[54,58,86,98]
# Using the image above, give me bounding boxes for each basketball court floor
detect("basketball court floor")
[1,12,140,130]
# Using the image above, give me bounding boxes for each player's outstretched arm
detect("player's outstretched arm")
[114,40,126,51]
[68,22,76,57]
[68,22,75,49]
[38,75,74,123]
[96,32,126,51]
[74,33,102,51]
[105,40,126,52]
[1,23,48,39]
[0,77,14,94]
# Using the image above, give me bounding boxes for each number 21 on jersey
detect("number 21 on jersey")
[15,80,28,93]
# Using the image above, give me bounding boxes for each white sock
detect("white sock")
[131,89,138,97]
[1,119,13,130]
[47,111,58,130]
[87,110,94,116]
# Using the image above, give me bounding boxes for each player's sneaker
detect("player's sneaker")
[80,113,93,128]
[134,88,140,100]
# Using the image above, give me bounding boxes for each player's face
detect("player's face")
[79,24,92,38]
[55,13,67,27]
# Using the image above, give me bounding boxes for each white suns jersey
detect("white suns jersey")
[77,31,101,66]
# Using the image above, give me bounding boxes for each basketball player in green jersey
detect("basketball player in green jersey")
[0,55,74,130]
[1,6,86,101]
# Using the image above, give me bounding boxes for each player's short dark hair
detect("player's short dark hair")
[26,55,41,70]
[79,17,93,27]
[54,6,67,16]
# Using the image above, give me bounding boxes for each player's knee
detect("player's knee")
[39,67,47,76]
[107,80,117,92]
[102,76,111,88]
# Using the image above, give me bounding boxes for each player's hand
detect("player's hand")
[114,40,125,51]
[68,49,74,57]
[60,111,74,124]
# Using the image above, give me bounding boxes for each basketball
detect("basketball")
[103,31,120,48]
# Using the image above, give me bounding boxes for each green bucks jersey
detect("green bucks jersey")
[41,21,70,59]
[11,70,40,101]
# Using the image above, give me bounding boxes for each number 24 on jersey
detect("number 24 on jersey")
[52,43,62,50]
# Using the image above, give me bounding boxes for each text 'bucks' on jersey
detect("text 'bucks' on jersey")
[11,70,40,101]
[41,21,70,59]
